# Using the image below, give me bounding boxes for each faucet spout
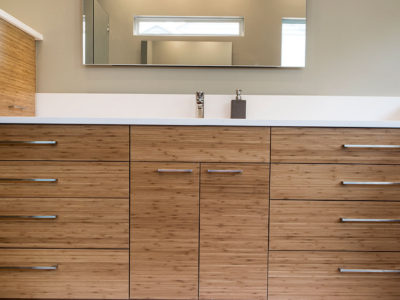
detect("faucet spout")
[196,91,205,118]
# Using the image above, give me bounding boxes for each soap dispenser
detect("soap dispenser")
[231,89,246,119]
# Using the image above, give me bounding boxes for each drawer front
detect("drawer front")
[131,126,270,162]
[270,200,400,251]
[271,164,400,200]
[269,251,400,300]
[0,162,129,198]
[0,249,129,299]
[0,198,129,248]
[200,163,269,300]
[131,162,199,300]
[272,127,400,164]
[0,125,129,161]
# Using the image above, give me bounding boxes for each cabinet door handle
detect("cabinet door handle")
[0,215,57,220]
[8,105,26,110]
[207,170,243,174]
[0,141,57,145]
[339,268,400,273]
[340,218,400,223]
[343,145,400,149]
[157,169,193,173]
[0,178,58,183]
[0,265,58,271]
[341,181,400,185]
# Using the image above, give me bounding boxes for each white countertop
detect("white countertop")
[1,117,400,128]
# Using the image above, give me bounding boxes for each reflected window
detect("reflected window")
[281,18,306,67]
[134,16,244,36]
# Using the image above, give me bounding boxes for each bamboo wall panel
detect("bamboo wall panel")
[0,18,35,116]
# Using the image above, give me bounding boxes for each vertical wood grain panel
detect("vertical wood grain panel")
[200,163,269,300]
[131,162,199,299]
[0,18,35,116]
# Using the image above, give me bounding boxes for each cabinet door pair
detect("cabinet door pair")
[131,163,269,300]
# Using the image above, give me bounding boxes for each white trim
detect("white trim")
[0,9,43,40]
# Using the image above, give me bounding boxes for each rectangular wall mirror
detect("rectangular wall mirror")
[82,0,307,67]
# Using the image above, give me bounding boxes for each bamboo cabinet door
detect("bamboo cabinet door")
[199,164,269,300]
[131,162,200,300]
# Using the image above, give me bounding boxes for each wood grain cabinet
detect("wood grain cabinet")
[131,162,200,300]
[0,125,130,299]
[130,127,270,300]
[269,127,400,299]
[3,124,400,300]
[200,164,269,300]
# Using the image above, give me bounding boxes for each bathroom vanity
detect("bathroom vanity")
[0,119,399,300]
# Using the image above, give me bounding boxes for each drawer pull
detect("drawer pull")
[341,218,400,223]
[0,215,57,220]
[343,144,400,149]
[0,141,57,145]
[8,105,26,110]
[0,178,58,183]
[339,268,400,273]
[0,265,58,271]
[341,181,400,185]
[157,169,193,173]
[207,170,243,174]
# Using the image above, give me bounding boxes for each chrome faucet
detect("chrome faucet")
[196,91,205,118]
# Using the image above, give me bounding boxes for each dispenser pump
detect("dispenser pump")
[236,89,243,100]
[231,89,247,119]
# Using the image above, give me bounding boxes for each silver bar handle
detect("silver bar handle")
[157,169,193,173]
[8,105,26,110]
[339,268,400,273]
[207,170,243,174]
[341,218,400,223]
[0,215,57,220]
[343,145,400,149]
[342,181,400,185]
[0,265,58,271]
[0,141,57,145]
[0,178,58,183]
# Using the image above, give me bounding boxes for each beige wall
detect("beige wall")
[0,0,400,96]
[96,0,305,66]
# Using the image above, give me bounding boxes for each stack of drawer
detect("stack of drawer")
[269,128,400,299]
[0,125,130,299]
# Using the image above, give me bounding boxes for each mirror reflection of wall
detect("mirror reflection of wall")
[83,0,307,67]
